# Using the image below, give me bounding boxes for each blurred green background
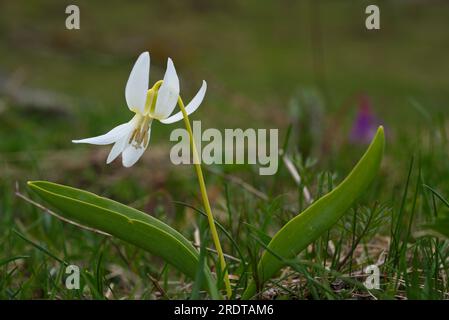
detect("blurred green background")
[1,1,448,151]
[1,0,449,299]
[1,0,448,191]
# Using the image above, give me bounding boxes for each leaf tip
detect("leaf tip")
[377,125,384,137]
[374,125,385,149]
[27,180,44,190]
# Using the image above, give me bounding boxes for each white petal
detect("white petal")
[160,80,207,124]
[153,58,180,119]
[72,122,132,145]
[125,52,150,114]
[121,129,151,167]
[106,135,129,164]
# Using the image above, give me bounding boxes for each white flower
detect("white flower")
[72,52,207,167]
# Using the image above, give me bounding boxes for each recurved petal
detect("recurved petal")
[125,52,150,114]
[72,122,132,145]
[153,58,180,119]
[121,129,151,167]
[160,80,207,124]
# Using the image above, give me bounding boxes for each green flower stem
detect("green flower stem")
[177,97,232,298]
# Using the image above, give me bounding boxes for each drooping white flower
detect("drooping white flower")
[72,52,207,167]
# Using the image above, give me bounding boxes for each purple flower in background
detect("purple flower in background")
[350,95,379,144]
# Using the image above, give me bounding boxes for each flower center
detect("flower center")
[129,115,152,149]
[127,80,165,148]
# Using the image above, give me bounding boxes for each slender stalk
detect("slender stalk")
[177,97,232,298]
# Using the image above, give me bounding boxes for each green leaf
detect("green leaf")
[242,126,385,299]
[27,180,219,298]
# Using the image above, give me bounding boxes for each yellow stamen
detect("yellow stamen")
[129,115,152,148]
[142,131,149,147]
[135,130,142,145]
[128,128,138,144]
